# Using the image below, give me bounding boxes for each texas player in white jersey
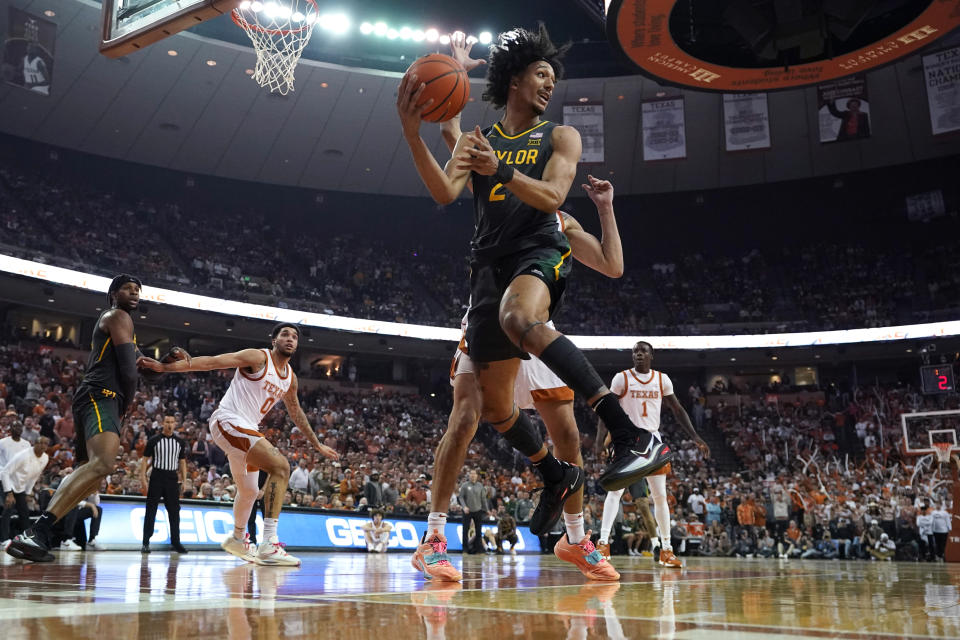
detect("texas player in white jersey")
[138,323,338,566]
[597,341,709,568]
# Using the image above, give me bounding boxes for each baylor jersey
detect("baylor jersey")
[77,312,134,401]
[471,120,568,260]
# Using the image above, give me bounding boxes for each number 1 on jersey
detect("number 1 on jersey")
[642,401,648,417]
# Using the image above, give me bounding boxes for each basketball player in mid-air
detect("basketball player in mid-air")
[139,323,339,565]
[596,341,710,568]
[398,26,671,579]
[7,275,154,562]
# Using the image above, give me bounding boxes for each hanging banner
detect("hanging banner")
[923,46,960,136]
[723,93,771,151]
[563,103,605,163]
[817,75,870,143]
[642,97,686,161]
[905,190,946,222]
[1,7,56,95]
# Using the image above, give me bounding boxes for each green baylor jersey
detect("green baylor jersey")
[470,120,568,261]
[77,312,133,402]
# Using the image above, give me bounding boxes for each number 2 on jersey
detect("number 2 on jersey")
[260,397,276,415]
[489,182,505,202]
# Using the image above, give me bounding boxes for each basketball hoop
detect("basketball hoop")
[232,0,319,94]
[933,442,955,464]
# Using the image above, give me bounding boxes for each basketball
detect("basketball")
[404,53,469,123]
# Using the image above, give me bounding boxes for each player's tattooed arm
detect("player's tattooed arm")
[282,373,339,461]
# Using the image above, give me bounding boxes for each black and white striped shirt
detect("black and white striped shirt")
[145,434,186,472]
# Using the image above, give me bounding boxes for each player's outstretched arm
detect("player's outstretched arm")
[138,348,265,374]
[397,74,472,205]
[562,175,623,278]
[282,374,340,461]
[663,394,710,458]
[440,32,486,153]
[458,124,581,213]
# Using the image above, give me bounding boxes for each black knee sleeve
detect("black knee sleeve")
[501,411,544,458]
[538,336,605,398]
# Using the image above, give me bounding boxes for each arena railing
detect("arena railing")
[3,253,958,350]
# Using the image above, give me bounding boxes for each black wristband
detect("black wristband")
[494,159,515,184]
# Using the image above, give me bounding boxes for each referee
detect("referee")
[139,413,188,553]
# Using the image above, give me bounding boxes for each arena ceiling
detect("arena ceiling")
[0,0,958,197]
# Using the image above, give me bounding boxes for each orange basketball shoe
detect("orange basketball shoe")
[658,548,683,568]
[412,529,462,582]
[554,532,620,582]
[596,541,612,560]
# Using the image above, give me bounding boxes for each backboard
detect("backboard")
[901,409,960,457]
[100,0,240,58]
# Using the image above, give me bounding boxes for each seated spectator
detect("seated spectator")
[362,510,392,553]
[869,533,896,561]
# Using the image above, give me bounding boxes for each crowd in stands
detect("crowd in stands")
[0,334,956,563]
[3,164,959,335]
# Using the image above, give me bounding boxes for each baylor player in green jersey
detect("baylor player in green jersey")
[398,25,672,576]
[7,274,155,562]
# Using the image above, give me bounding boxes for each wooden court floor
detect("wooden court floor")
[1,550,958,639]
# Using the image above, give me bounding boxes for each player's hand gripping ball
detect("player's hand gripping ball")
[404,53,470,122]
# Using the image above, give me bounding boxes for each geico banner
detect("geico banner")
[4,253,960,350]
[94,500,538,551]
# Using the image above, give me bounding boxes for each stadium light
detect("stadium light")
[439,34,450,45]
[373,21,388,36]
[319,12,350,35]
[479,31,492,44]
[399,26,413,40]
[425,28,439,42]
[386,28,399,40]
[360,21,373,34]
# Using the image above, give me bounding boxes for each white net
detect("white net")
[232,0,319,95]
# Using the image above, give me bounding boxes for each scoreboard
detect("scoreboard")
[921,365,956,394]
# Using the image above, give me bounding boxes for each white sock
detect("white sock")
[650,536,660,550]
[427,512,447,538]
[263,517,278,542]
[233,525,245,541]
[653,497,672,551]
[564,512,585,543]
[600,489,624,543]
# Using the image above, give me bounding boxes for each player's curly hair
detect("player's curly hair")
[483,23,571,110]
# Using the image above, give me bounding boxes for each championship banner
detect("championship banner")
[93,498,539,552]
[563,104,605,163]
[923,46,960,136]
[642,97,686,161]
[2,7,56,95]
[722,93,771,151]
[817,75,870,143]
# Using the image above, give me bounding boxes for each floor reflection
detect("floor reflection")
[0,552,958,639]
